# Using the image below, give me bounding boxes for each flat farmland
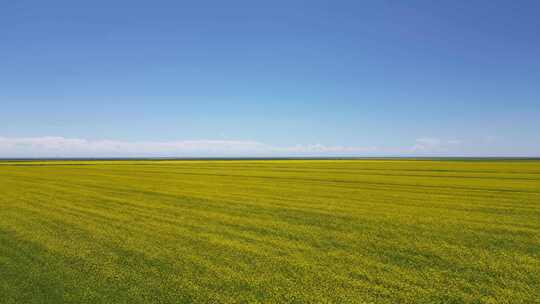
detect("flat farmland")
[0,160,539,303]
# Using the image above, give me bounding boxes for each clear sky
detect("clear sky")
[1,0,539,157]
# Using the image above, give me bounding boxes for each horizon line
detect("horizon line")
[1,156,540,162]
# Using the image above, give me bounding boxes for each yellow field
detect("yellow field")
[1,160,539,303]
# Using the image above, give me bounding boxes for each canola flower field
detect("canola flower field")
[0,159,539,303]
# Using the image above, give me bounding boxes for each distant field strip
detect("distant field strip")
[1,160,539,303]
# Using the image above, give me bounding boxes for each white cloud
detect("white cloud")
[483,135,499,144]
[277,144,377,154]
[0,136,377,158]
[411,137,461,153]
[2,135,534,158]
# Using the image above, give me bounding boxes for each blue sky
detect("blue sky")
[1,0,539,157]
